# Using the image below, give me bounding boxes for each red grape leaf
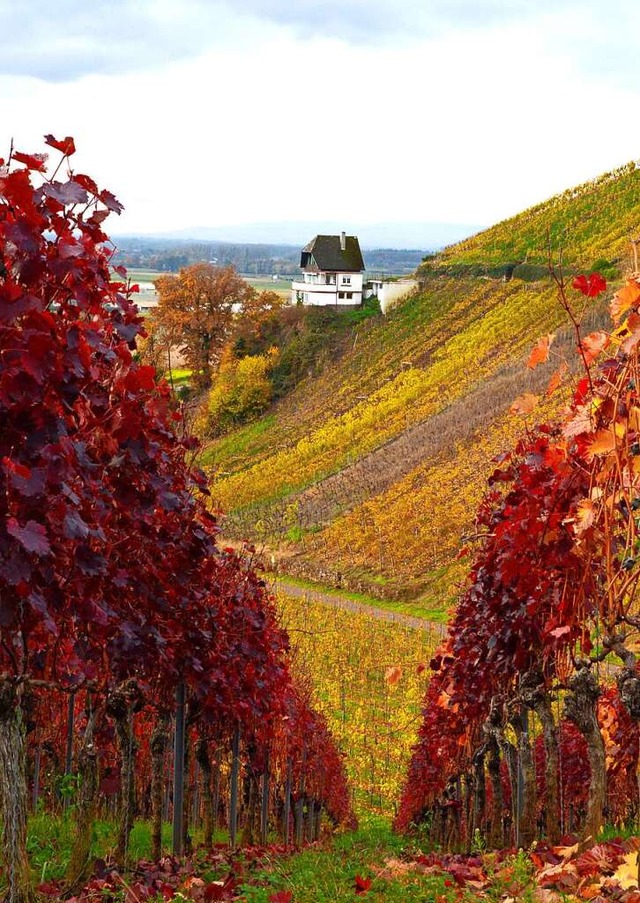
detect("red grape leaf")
[572,272,607,297]
[44,134,76,156]
[12,151,48,172]
[6,518,51,556]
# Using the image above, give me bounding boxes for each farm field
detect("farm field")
[243,276,293,298]
[115,267,169,283]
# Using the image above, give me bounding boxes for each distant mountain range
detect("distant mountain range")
[112,220,484,251]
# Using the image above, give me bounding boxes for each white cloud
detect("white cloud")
[1,1,639,238]
[0,0,261,80]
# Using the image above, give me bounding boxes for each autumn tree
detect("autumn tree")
[150,263,282,390]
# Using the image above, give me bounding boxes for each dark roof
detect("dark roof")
[300,234,365,273]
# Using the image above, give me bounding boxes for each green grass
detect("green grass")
[238,817,447,902]
[18,811,627,901]
[165,368,193,388]
[200,415,277,470]
[238,816,539,902]
[243,277,293,296]
[25,813,226,884]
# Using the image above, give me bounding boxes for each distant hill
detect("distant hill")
[112,220,482,252]
[112,235,428,277]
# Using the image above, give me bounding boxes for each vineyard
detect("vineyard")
[204,160,640,607]
[0,141,353,903]
[275,591,443,816]
[6,136,640,903]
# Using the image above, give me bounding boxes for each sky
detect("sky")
[1,0,640,246]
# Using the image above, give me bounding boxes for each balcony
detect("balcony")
[291,280,338,294]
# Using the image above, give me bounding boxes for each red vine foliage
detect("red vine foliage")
[397,268,640,846]
[0,138,351,900]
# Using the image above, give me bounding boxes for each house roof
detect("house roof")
[300,235,365,273]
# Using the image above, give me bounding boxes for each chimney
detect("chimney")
[340,231,346,251]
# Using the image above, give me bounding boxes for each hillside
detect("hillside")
[203,160,640,611]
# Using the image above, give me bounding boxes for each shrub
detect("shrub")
[204,347,279,435]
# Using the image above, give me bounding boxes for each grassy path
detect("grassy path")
[268,575,448,637]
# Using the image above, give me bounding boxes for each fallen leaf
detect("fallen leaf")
[268,892,293,903]
[355,874,372,894]
[532,889,563,903]
[614,852,640,890]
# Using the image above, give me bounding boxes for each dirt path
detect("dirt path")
[267,575,449,637]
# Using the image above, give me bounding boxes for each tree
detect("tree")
[201,346,279,435]
[152,263,252,389]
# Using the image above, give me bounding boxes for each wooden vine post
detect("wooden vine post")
[172,682,187,857]
[283,758,292,848]
[229,724,241,850]
[151,715,170,860]
[295,742,306,848]
[260,748,270,845]
[0,683,34,903]
[63,691,75,811]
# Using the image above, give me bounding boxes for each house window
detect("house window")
[338,292,345,299]
[342,276,351,285]
[346,292,353,300]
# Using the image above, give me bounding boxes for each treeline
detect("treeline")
[112,236,425,276]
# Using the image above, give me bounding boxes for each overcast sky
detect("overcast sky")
[1,0,639,243]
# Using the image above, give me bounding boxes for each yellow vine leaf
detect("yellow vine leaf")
[574,498,595,536]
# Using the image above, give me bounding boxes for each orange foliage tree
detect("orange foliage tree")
[151,264,283,390]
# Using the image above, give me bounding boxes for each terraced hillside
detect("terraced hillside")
[203,160,640,612]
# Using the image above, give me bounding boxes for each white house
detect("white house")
[291,233,365,306]
[133,283,159,316]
